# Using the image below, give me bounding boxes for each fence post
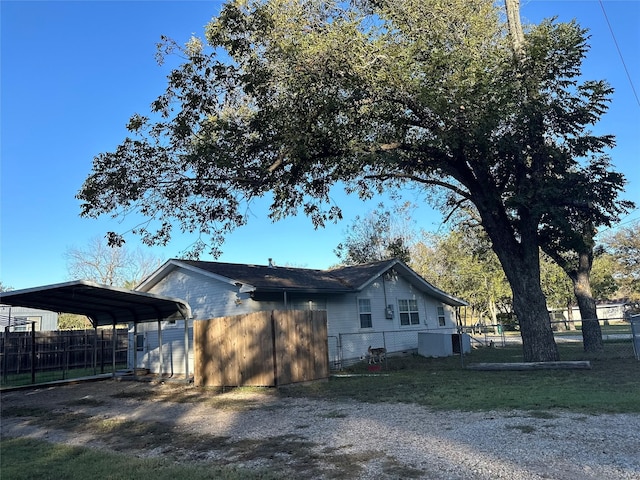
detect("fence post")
[101,330,105,374]
[31,321,36,384]
[93,327,98,375]
[2,327,8,385]
[64,338,69,380]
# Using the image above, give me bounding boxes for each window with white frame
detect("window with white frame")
[437,306,446,326]
[358,298,372,328]
[398,299,420,325]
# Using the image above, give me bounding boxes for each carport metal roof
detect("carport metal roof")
[0,280,192,327]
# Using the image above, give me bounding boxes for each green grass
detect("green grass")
[279,344,640,414]
[553,322,632,336]
[1,364,128,388]
[0,438,280,480]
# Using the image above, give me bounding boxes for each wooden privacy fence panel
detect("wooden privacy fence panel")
[194,310,328,387]
[272,310,328,386]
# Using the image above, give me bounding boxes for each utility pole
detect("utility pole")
[505,0,525,61]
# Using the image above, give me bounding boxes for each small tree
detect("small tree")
[602,221,640,302]
[65,236,163,287]
[334,202,413,265]
[58,313,92,330]
[590,247,619,301]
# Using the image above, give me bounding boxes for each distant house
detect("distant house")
[133,258,468,373]
[0,304,58,332]
[550,301,638,324]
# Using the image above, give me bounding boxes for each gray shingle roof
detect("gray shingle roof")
[176,259,396,293]
[168,259,466,306]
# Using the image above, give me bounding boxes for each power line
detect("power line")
[599,0,640,109]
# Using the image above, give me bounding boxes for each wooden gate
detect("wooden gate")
[194,310,329,387]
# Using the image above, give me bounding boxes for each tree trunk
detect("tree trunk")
[479,207,560,362]
[509,269,560,361]
[566,300,576,331]
[572,251,604,352]
[489,298,499,326]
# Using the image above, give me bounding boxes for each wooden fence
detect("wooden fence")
[194,310,329,387]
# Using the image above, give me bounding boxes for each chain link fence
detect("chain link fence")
[329,317,638,370]
[462,317,637,360]
[0,327,128,387]
[330,328,456,369]
[631,314,640,360]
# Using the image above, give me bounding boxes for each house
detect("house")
[549,300,639,325]
[0,304,58,332]
[133,258,468,373]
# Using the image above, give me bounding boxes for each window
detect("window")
[290,298,327,311]
[358,298,372,328]
[12,316,40,332]
[437,306,446,326]
[399,299,420,325]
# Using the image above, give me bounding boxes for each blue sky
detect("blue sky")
[1,0,639,290]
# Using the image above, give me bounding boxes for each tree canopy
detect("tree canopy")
[601,220,640,301]
[412,226,512,328]
[78,0,630,361]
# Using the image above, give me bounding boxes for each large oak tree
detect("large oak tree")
[79,0,629,361]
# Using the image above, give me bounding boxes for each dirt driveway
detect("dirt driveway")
[2,378,639,479]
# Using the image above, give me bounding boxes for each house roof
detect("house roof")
[176,259,352,293]
[139,258,467,307]
[0,280,192,327]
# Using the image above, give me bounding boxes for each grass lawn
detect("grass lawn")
[280,343,640,414]
[0,437,280,480]
[1,364,129,388]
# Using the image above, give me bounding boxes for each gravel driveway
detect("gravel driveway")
[1,379,639,479]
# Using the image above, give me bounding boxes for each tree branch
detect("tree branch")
[364,173,471,200]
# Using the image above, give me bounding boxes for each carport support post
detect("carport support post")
[93,325,98,375]
[133,321,138,378]
[184,318,190,384]
[157,318,163,378]
[112,320,117,378]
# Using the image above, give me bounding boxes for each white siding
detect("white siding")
[128,324,193,375]
[140,268,285,321]
[0,305,58,331]
[325,274,458,365]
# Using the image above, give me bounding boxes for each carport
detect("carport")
[0,280,193,382]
